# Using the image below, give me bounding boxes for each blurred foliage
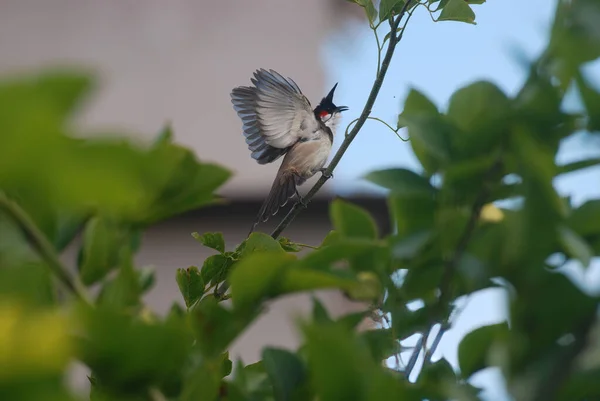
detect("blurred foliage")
[1,0,600,400]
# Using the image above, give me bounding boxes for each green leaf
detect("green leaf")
[278,237,302,252]
[402,263,444,302]
[446,81,511,158]
[262,348,307,401]
[379,0,405,22]
[568,199,600,237]
[576,71,600,132]
[312,297,332,324]
[280,267,358,295]
[176,266,205,308]
[303,322,373,401]
[192,231,225,253]
[438,0,476,24]
[96,249,141,309]
[137,266,156,293]
[30,69,94,116]
[229,252,294,312]
[330,199,378,239]
[78,306,191,392]
[558,157,600,176]
[201,254,234,288]
[550,0,600,68]
[142,139,232,224]
[320,230,342,247]
[458,322,509,378]
[78,217,122,286]
[299,238,382,271]
[389,230,433,260]
[558,226,594,268]
[398,89,445,174]
[239,232,286,257]
[404,114,455,173]
[361,328,400,361]
[388,193,437,237]
[190,296,255,358]
[364,168,436,195]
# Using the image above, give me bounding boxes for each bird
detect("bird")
[230,69,348,234]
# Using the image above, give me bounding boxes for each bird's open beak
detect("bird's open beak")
[335,106,349,113]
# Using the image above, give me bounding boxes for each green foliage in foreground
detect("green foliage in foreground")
[1,0,600,400]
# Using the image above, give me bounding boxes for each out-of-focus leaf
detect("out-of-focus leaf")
[549,0,600,70]
[388,193,437,237]
[78,306,191,395]
[176,266,205,309]
[180,351,230,401]
[0,300,72,381]
[262,348,308,401]
[330,199,378,239]
[96,250,141,310]
[556,367,600,401]
[576,71,600,132]
[458,322,509,378]
[303,322,373,401]
[78,217,122,286]
[361,328,400,361]
[446,81,511,158]
[364,168,435,196]
[402,114,455,173]
[142,136,232,224]
[311,297,332,324]
[558,225,593,268]
[298,238,381,271]
[192,232,225,253]
[389,230,433,260]
[320,230,342,248]
[398,88,445,174]
[438,0,476,24]
[229,252,294,312]
[238,232,285,257]
[568,199,600,237]
[279,267,359,295]
[137,266,156,293]
[189,296,256,358]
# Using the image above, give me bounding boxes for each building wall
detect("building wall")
[0,0,360,197]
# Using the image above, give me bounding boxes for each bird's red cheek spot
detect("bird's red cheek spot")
[319,111,329,118]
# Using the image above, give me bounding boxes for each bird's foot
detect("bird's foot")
[295,190,308,209]
[319,168,333,179]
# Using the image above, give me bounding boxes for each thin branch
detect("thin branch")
[374,28,382,77]
[405,334,424,379]
[366,116,408,141]
[0,191,91,304]
[271,3,414,239]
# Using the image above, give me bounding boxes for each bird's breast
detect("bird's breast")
[283,136,332,179]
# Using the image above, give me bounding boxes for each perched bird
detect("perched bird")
[230,69,348,233]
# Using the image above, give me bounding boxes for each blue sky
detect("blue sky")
[321,1,600,399]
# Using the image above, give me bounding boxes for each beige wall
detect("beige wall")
[0,0,359,197]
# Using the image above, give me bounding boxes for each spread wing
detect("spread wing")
[231,69,319,164]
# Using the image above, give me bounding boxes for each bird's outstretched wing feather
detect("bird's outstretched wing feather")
[231,69,318,164]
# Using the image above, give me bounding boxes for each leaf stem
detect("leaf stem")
[271,2,415,239]
[0,192,91,304]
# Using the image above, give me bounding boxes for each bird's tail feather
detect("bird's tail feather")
[248,170,298,236]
